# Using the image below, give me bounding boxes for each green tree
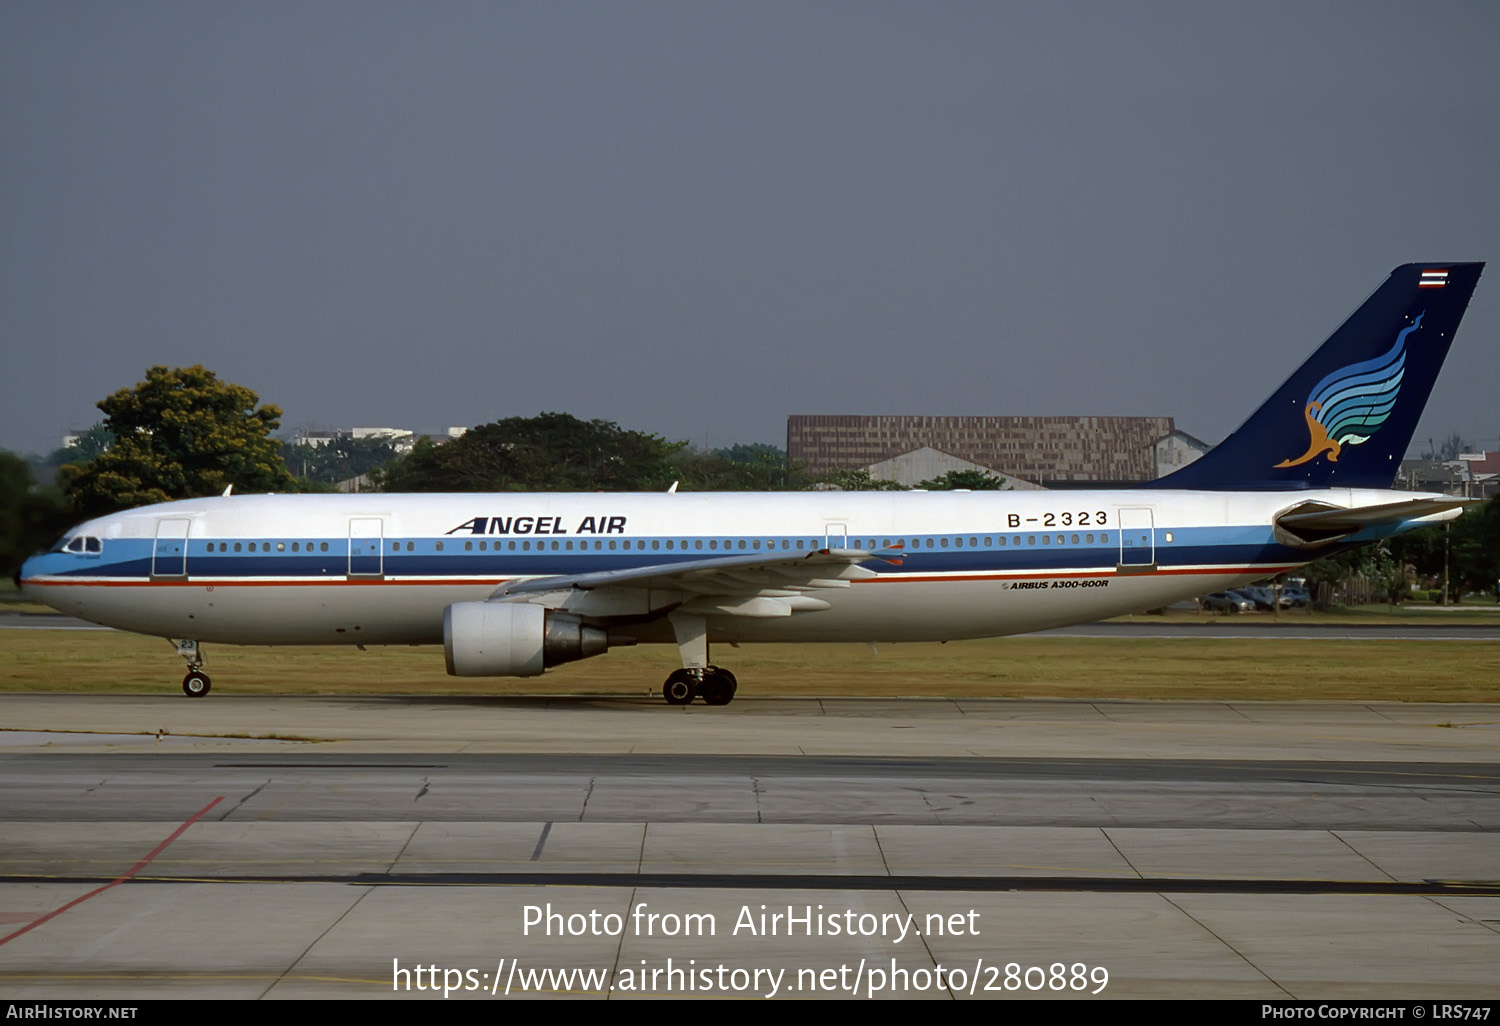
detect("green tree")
[1423,433,1473,460]
[377,413,682,492]
[809,468,908,491]
[916,468,1007,490]
[1383,502,1500,601]
[712,444,789,490]
[31,422,116,480]
[667,444,790,491]
[60,366,297,518]
[0,450,71,581]
[281,436,400,486]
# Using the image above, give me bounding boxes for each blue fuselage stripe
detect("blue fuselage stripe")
[28,525,1315,581]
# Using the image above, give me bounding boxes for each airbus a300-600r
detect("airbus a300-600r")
[19,263,1486,705]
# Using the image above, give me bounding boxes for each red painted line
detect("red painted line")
[0,796,224,947]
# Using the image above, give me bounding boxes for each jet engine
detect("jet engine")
[443,601,609,677]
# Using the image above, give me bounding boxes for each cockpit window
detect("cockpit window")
[60,536,102,554]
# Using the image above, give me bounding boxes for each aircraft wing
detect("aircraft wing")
[490,546,903,618]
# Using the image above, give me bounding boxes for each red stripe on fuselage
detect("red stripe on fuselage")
[22,565,1297,589]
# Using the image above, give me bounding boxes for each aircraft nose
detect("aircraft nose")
[16,554,42,597]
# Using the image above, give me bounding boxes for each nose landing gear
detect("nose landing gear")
[173,639,211,697]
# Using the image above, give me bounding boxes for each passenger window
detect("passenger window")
[320,542,328,552]
[522,541,531,551]
[969,537,977,547]
[435,541,443,552]
[940,537,949,548]
[653,540,660,550]
[234,543,242,552]
[1042,535,1051,545]
[795,540,804,550]
[1071,534,1079,545]
[407,542,414,552]
[695,540,703,550]
[1100,533,1109,544]
[465,541,473,551]
[479,541,487,551]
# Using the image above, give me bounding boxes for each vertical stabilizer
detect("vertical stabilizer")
[1152,262,1483,490]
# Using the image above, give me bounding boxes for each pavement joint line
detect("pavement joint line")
[1160,893,1292,998]
[1329,828,1401,883]
[261,881,376,1000]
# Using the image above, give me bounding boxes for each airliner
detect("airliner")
[18,262,1486,704]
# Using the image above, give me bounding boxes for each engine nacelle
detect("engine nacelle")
[443,601,609,677]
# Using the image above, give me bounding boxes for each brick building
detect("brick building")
[787,414,1176,485]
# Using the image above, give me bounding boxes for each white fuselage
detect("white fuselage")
[19,487,1425,650]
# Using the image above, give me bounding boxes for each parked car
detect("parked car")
[1237,586,1278,610]
[1202,591,1255,612]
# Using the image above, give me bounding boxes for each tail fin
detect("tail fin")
[1152,262,1484,490]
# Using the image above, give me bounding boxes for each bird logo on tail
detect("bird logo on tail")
[1275,312,1421,468]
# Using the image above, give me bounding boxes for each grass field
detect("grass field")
[3,626,1497,702]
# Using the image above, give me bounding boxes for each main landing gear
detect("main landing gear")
[662,666,738,706]
[174,639,211,698]
[662,611,738,706]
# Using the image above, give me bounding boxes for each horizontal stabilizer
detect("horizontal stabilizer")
[1274,496,1480,546]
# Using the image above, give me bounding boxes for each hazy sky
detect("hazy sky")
[3,2,1497,459]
